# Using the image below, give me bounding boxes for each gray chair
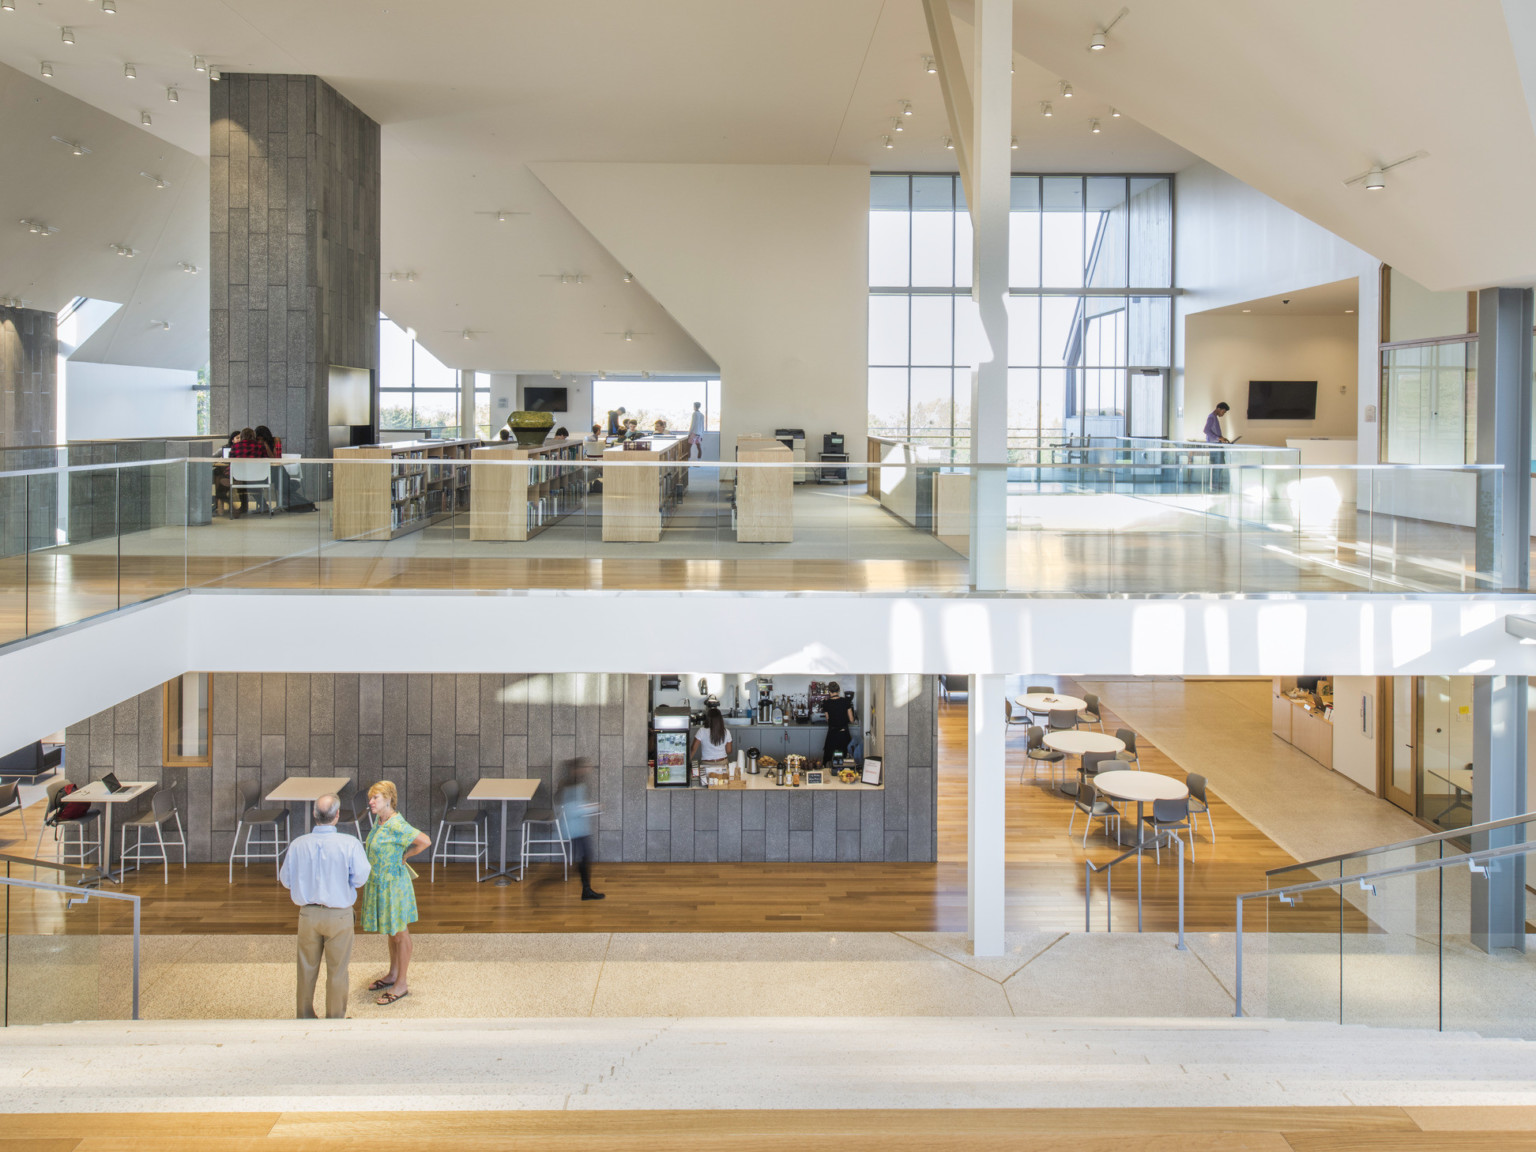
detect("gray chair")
[1025,725,1065,784]
[338,782,371,839]
[939,674,968,701]
[1187,773,1215,842]
[1068,780,1119,846]
[1114,728,1141,768]
[0,781,26,839]
[431,780,488,882]
[1004,699,1031,733]
[1077,693,1104,731]
[1142,797,1196,863]
[228,780,290,882]
[38,778,101,869]
[120,791,187,884]
[1024,685,1055,719]
[520,805,570,881]
[1047,708,1078,732]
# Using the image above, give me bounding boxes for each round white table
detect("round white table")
[1091,770,1191,919]
[1042,731,1124,792]
[1018,693,1086,716]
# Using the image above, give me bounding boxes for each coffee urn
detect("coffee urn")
[747,747,760,775]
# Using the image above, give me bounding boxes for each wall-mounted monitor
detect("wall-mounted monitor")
[1246,380,1317,421]
[523,386,568,412]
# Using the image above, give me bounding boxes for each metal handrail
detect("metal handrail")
[0,852,69,872]
[1084,830,1186,949]
[1267,810,1536,879]
[1,874,140,1023]
[1234,836,1536,1019]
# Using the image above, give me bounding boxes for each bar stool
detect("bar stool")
[228,780,290,882]
[520,806,570,881]
[38,779,101,870]
[431,780,488,882]
[338,782,371,839]
[120,791,187,884]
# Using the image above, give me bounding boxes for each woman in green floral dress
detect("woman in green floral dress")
[362,780,430,1006]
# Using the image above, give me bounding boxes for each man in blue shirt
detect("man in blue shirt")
[1204,402,1231,491]
[279,794,371,1019]
[558,758,604,901]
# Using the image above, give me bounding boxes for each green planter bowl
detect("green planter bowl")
[510,425,551,447]
[508,410,554,447]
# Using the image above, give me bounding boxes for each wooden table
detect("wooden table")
[1092,769,1191,917]
[266,776,353,834]
[68,779,155,885]
[467,778,541,885]
[1018,693,1086,717]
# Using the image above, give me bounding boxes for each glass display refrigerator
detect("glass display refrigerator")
[652,705,693,787]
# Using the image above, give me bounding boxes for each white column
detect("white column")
[968,673,1006,956]
[968,0,1011,590]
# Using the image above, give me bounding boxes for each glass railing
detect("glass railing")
[1,854,141,1024]
[0,454,1508,645]
[1237,813,1534,1036]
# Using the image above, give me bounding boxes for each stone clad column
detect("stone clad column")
[210,74,380,458]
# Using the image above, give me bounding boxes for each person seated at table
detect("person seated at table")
[498,428,511,440]
[554,426,569,439]
[212,429,241,515]
[227,427,273,517]
[623,419,642,440]
[255,425,282,456]
[652,418,667,435]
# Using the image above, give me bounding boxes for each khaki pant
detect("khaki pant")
[296,905,354,1019]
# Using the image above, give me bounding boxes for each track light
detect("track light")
[1,2,14,12]
[1090,119,1101,133]
[1061,82,1074,98]
[166,86,178,103]
[178,262,199,274]
[622,272,634,284]
[1011,135,1019,149]
[461,329,472,341]
[140,171,169,189]
[41,61,54,78]
[553,370,562,380]
[1040,101,1053,117]
[124,63,136,79]
[101,0,115,13]
[209,67,221,81]
[156,320,171,331]
[60,26,74,44]
[922,55,936,73]
[900,100,913,116]
[1111,107,1121,117]
[20,219,58,236]
[1089,31,1106,50]
[882,135,894,149]
[891,118,904,132]
[51,136,90,155]
[599,370,607,380]
[1090,8,1130,52]
[642,370,651,379]
[193,55,206,72]
[1364,167,1385,191]
[942,135,953,149]
[1344,151,1427,191]
[110,244,135,258]
[140,110,152,126]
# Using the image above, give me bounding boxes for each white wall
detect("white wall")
[1388,267,1472,342]
[485,371,594,439]
[1332,675,1378,791]
[65,360,198,440]
[1182,314,1358,447]
[1174,161,1384,464]
[531,163,868,457]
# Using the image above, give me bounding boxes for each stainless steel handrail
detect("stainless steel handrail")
[1234,836,1536,1019]
[1083,830,1186,948]
[1,874,141,1023]
[1267,810,1536,879]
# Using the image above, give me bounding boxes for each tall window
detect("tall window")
[378,313,490,439]
[869,174,1174,444]
[163,672,210,767]
[591,378,721,434]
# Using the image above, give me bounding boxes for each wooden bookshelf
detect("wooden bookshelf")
[332,438,481,541]
[601,436,690,542]
[735,436,793,543]
[469,439,585,541]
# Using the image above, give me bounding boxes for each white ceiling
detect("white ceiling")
[1203,278,1360,318]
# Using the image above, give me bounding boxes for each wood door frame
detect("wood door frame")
[1377,674,1417,814]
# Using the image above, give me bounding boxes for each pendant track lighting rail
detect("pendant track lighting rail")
[1342,150,1428,190]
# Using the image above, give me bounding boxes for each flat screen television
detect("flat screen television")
[523,386,568,412]
[1247,380,1317,420]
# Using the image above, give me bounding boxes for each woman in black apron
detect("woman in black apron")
[820,683,856,765]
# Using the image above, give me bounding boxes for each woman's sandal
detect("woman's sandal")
[377,990,409,1006]
[367,978,395,991]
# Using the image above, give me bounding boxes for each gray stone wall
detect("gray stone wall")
[210,74,380,459]
[65,674,938,865]
[0,306,60,557]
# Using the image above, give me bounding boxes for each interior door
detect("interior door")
[1382,676,1417,813]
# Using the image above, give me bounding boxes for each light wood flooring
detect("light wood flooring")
[3,680,1360,936]
[3,1107,1534,1150]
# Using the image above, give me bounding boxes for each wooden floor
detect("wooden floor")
[3,1107,1533,1150]
[4,681,1361,936]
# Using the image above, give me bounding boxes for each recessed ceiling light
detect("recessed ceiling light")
[60,26,74,44]
[166,86,179,103]
[140,110,152,126]
[40,61,54,78]
[1090,119,1101,133]
[124,63,136,79]
[1040,101,1053,117]
[882,135,894,149]
[922,55,936,74]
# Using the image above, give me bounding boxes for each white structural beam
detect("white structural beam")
[968,672,1007,956]
[967,0,1011,591]
[921,0,975,205]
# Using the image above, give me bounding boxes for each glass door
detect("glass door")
[1416,675,1474,834]
[1382,676,1416,813]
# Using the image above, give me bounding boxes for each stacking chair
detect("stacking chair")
[1079,750,1120,814]
[120,791,187,883]
[431,780,489,882]
[228,780,290,882]
[1067,779,1119,846]
[520,806,570,881]
[1114,729,1141,768]
[38,779,101,870]
[0,781,26,839]
[1024,726,1065,784]
[1142,797,1197,863]
[230,458,275,516]
[1077,694,1104,731]
[1186,774,1216,842]
[1047,708,1078,733]
[1004,699,1031,733]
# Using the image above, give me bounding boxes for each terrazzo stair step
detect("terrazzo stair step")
[5,1017,1536,1112]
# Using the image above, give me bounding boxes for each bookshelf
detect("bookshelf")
[469,439,585,541]
[735,436,793,542]
[332,438,481,541]
[601,436,690,542]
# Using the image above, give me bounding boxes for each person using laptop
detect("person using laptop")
[279,794,371,1019]
[1203,402,1232,491]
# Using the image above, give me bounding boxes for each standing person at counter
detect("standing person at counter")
[691,704,733,783]
[820,683,857,765]
[361,781,430,1007]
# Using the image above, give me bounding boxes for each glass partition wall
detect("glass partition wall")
[868,173,1174,452]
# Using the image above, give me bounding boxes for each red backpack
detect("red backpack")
[49,782,91,824]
